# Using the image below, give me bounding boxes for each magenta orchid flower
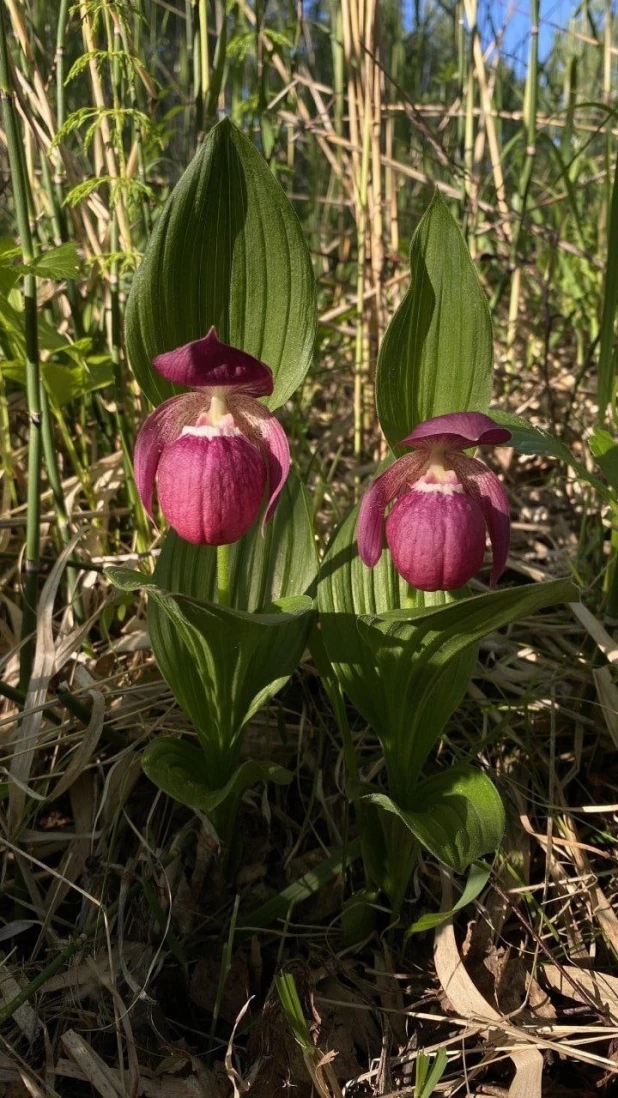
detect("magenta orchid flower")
[357,412,512,592]
[134,328,290,546]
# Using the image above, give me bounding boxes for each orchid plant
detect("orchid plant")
[111,119,577,921]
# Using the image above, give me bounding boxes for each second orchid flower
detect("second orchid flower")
[357,412,511,591]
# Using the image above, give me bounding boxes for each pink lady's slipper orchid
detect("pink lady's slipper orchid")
[358,412,512,592]
[134,328,290,546]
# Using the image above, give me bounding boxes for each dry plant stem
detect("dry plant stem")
[490,878,611,1021]
[78,0,131,251]
[352,1,373,481]
[463,0,511,239]
[507,0,539,351]
[0,7,41,692]
[199,0,210,128]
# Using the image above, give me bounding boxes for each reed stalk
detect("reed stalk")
[507,0,539,352]
[0,5,41,690]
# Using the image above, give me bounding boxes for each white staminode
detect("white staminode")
[413,479,464,495]
[181,424,242,439]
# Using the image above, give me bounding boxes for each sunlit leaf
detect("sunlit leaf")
[125,117,316,410]
[376,190,493,449]
[365,765,505,873]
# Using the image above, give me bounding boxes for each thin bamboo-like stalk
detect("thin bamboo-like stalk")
[463,0,477,232]
[0,6,42,690]
[198,0,210,130]
[55,0,70,131]
[109,215,151,555]
[463,0,511,240]
[507,0,539,352]
[353,32,372,476]
[78,0,132,251]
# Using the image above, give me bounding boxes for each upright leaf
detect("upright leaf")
[147,589,313,782]
[376,190,493,449]
[107,566,314,788]
[125,117,316,410]
[316,503,473,747]
[358,577,578,787]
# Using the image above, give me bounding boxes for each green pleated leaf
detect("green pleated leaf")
[125,117,316,410]
[358,576,578,784]
[589,427,618,495]
[365,765,505,874]
[146,588,313,782]
[376,190,493,450]
[315,503,410,735]
[106,562,313,785]
[315,503,475,759]
[141,737,291,813]
[152,470,317,611]
[406,860,491,935]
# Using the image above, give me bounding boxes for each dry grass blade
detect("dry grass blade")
[8,536,80,833]
[434,869,544,1098]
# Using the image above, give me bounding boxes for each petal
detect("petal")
[385,485,486,591]
[228,395,290,526]
[400,411,512,452]
[451,454,510,585]
[153,327,274,395]
[157,432,267,546]
[134,392,207,517]
[357,452,428,567]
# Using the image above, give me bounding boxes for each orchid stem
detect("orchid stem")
[216,543,231,606]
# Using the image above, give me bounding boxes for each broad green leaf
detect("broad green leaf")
[2,356,113,406]
[589,427,618,496]
[106,565,313,786]
[406,860,491,935]
[27,243,81,280]
[146,588,313,784]
[358,576,578,785]
[315,503,410,735]
[376,190,493,450]
[125,116,316,410]
[141,736,291,812]
[153,470,317,611]
[365,765,505,873]
[491,410,610,501]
